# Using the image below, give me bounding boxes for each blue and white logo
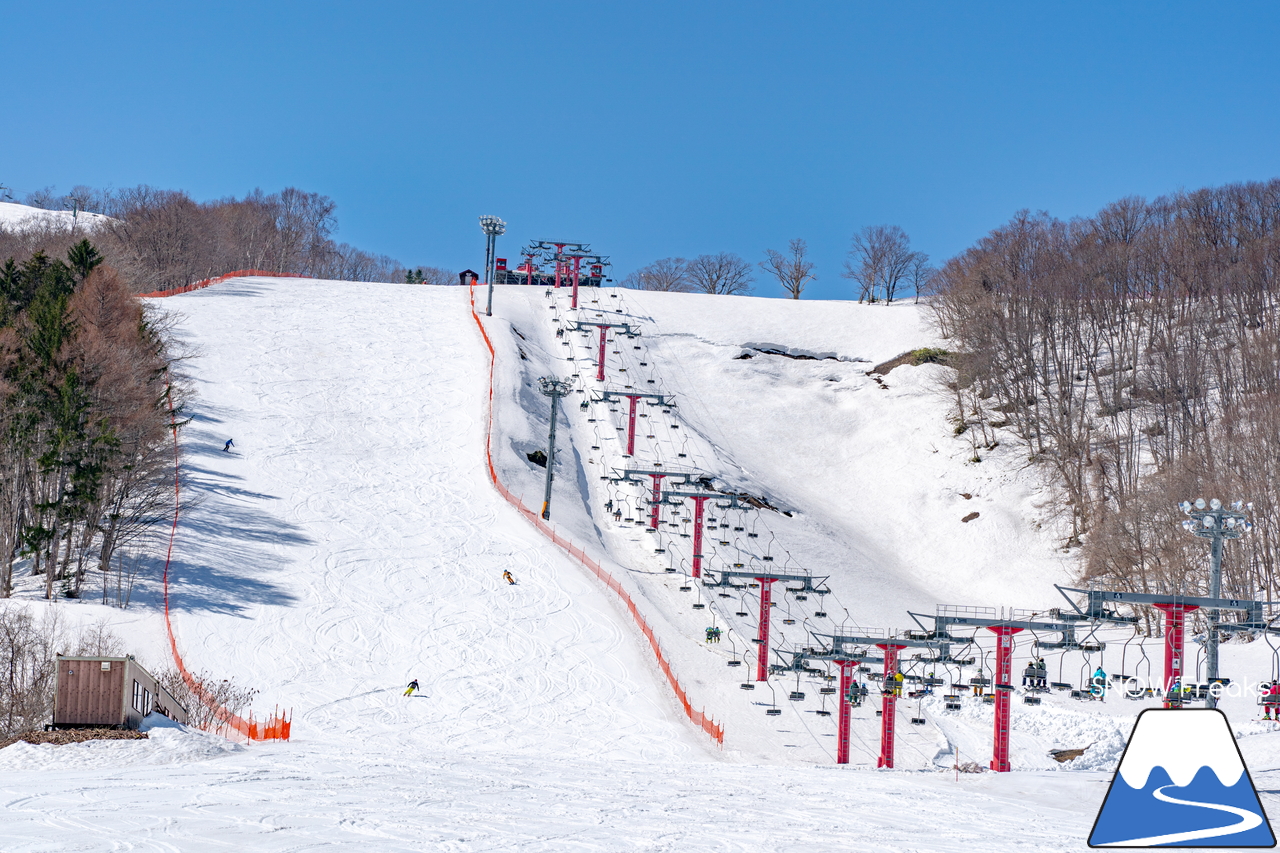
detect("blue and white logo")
[1090,708,1275,847]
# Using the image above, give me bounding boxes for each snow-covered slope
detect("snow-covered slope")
[4,276,1280,852]
[0,200,113,231]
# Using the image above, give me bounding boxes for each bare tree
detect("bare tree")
[622,257,691,292]
[687,253,753,295]
[843,225,916,303]
[759,239,816,300]
[908,252,934,303]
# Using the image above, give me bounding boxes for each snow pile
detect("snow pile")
[0,722,240,772]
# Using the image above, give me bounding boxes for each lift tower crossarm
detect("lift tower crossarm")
[913,606,1090,773]
[909,610,1086,646]
[550,249,610,309]
[572,320,637,382]
[597,390,674,457]
[614,468,690,531]
[1055,585,1270,709]
[659,487,738,578]
[703,568,826,683]
[1055,585,1265,624]
[792,637,901,766]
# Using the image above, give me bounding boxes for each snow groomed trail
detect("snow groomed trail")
[150,276,699,762]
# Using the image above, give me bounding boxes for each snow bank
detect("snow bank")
[0,724,241,771]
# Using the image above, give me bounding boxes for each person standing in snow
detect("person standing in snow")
[404,679,419,697]
[224,439,234,452]
[503,570,516,585]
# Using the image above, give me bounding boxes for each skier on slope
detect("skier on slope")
[503,570,516,585]
[404,679,420,697]
[224,439,234,452]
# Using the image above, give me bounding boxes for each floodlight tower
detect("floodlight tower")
[1177,497,1254,709]
[479,215,506,317]
[537,376,572,519]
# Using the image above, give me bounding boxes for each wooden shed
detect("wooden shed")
[52,655,189,730]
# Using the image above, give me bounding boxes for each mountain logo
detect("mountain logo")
[1089,708,1275,847]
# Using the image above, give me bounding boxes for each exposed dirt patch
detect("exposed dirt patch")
[0,728,149,749]
[961,511,980,523]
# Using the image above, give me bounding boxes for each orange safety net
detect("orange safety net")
[149,272,294,742]
[467,285,725,746]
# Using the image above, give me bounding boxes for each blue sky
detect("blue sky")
[3,2,1278,299]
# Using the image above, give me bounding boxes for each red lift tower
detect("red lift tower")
[702,569,828,683]
[525,240,611,309]
[614,468,690,530]
[803,631,953,767]
[1056,585,1267,709]
[573,319,636,382]
[658,489,744,578]
[553,248,610,310]
[596,390,673,457]
[912,605,1094,772]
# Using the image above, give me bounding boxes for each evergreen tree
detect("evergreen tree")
[66,240,103,283]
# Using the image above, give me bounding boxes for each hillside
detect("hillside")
[3,276,1280,851]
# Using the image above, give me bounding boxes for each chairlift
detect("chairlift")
[679,584,691,592]
[814,611,828,618]
[693,603,705,610]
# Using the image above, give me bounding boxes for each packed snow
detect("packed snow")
[3,276,1280,851]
